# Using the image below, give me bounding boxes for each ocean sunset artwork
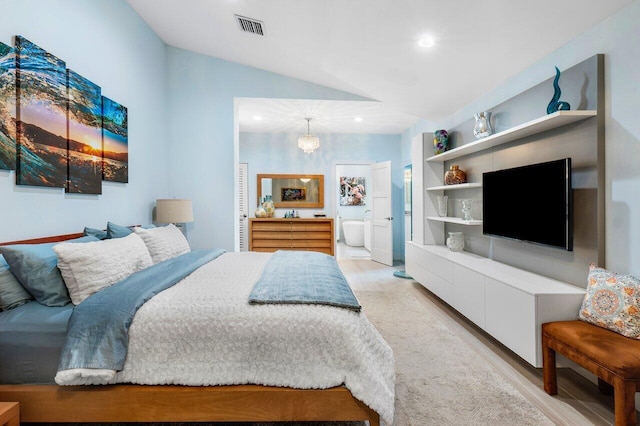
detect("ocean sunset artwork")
[102,96,128,183]
[0,41,16,170]
[67,69,102,194]
[15,35,67,188]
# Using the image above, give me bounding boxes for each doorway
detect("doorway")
[335,162,372,260]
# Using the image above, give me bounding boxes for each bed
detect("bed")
[0,227,394,425]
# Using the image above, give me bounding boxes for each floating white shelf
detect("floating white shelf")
[426,182,482,191]
[427,216,483,226]
[425,110,597,163]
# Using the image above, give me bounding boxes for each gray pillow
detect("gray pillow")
[0,236,99,307]
[0,254,33,310]
[107,222,156,239]
[83,227,108,240]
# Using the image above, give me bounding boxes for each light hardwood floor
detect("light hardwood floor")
[338,257,636,426]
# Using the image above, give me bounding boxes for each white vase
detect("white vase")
[473,111,493,139]
[262,195,275,218]
[446,232,464,252]
[461,199,473,220]
[436,195,448,217]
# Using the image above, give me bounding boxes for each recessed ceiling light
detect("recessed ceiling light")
[354,116,363,122]
[253,115,262,121]
[418,35,435,48]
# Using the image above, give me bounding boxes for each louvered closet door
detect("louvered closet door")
[238,163,249,251]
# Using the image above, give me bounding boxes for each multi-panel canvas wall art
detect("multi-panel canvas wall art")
[0,42,16,170]
[67,69,102,194]
[15,36,68,188]
[102,96,128,183]
[0,34,128,194]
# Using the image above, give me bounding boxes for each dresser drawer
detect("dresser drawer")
[249,218,334,256]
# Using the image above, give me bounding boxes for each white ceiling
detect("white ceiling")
[127,0,633,134]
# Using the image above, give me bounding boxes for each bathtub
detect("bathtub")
[342,220,365,247]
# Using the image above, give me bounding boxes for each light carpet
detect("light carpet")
[354,276,554,426]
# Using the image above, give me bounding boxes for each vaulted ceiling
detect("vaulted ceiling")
[127,0,633,133]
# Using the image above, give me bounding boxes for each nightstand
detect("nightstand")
[0,402,19,426]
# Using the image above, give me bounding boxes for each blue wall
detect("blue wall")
[240,132,405,260]
[2,0,639,275]
[165,47,372,251]
[0,0,169,241]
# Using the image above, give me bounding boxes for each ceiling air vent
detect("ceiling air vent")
[235,15,265,36]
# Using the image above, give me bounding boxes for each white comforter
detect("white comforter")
[58,251,395,424]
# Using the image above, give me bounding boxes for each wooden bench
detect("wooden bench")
[542,320,640,426]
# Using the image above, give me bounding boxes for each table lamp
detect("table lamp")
[156,199,194,234]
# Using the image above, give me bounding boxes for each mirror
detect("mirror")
[257,174,324,208]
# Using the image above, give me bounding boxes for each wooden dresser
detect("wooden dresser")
[249,218,334,256]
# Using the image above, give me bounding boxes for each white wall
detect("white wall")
[405,0,640,277]
[0,0,169,241]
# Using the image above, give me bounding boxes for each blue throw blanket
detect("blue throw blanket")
[57,248,226,372]
[248,250,361,312]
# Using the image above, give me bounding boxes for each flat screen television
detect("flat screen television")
[482,158,573,251]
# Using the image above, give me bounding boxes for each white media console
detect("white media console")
[406,109,599,367]
[405,242,585,367]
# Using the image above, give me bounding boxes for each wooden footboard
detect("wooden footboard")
[0,384,380,425]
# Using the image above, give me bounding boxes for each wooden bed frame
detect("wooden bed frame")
[0,232,381,425]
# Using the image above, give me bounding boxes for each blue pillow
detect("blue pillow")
[107,222,155,239]
[106,222,132,239]
[0,236,99,307]
[0,255,33,311]
[83,227,108,240]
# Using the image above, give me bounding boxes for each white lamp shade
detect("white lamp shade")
[156,199,194,223]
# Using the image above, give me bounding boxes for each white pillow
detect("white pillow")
[54,233,153,305]
[133,223,191,264]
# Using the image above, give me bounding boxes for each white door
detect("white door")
[371,161,393,266]
[238,163,249,251]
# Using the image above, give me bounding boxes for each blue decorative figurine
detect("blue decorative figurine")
[546,66,571,114]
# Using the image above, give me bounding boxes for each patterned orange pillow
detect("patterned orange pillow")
[578,263,640,339]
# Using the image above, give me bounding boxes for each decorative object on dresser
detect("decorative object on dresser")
[261,195,275,217]
[254,205,267,218]
[155,199,194,234]
[433,129,449,154]
[249,218,334,256]
[444,164,467,185]
[546,66,571,114]
[473,111,494,138]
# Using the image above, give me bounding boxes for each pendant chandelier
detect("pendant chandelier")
[297,117,320,154]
